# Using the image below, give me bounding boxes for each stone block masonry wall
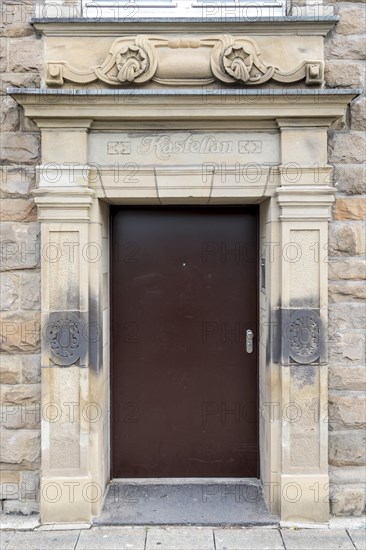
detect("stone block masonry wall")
[326,1,366,516]
[0,0,42,514]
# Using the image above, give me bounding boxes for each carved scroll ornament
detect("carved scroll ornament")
[45,34,324,87]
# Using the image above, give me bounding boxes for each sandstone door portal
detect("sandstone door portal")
[111,207,259,478]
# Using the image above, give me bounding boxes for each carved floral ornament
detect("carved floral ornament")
[45,34,324,87]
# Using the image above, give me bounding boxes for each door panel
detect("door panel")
[111,207,258,477]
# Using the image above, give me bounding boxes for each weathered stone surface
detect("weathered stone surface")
[350,97,366,131]
[1,384,40,404]
[325,35,366,60]
[330,465,366,484]
[0,471,20,485]
[0,354,21,384]
[329,432,366,466]
[335,164,366,195]
[325,60,365,88]
[0,471,20,500]
[0,72,41,93]
[21,272,41,310]
[0,222,40,271]
[335,5,366,35]
[0,272,19,310]
[8,37,42,72]
[329,303,366,331]
[22,354,41,384]
[0,37,7,72]
[329,282,366,302]
[333,198,366,221]
[0,132,40,163]
[0,165,36,196]
[0,3,34,37]
[0,384,41,429]
[0,429,40,469]
[329,366,366,392]
[0,198,36,222]
[329,132,366,164]
[329,392,366,430]
[329,332,365,363]
[329,222,365,256]
[329,259,366,280]
[0,96,19,132]
[0,311,41,352]
[1,404,40,430]
[2,499,39,515]
[331,487,366,516]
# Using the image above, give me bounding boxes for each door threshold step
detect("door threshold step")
[94,481,278,526]
[111,478,260,485]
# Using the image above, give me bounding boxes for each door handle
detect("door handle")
[246,329,254,354]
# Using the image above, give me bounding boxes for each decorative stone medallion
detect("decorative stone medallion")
[45,311,83,366]
[283,309,323,365]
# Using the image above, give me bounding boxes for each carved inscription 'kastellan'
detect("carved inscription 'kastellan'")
[88,131,279,166]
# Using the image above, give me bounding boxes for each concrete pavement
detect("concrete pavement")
[0,522,365,550]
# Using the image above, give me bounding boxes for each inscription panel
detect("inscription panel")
[89,131,279,167]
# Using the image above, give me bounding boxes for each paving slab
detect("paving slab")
[0,531,14,550]
[0,515,39,531]
[146,527,214,549]
[281,529,354,550]
[330,517,366,530]
[7,530,80,550]
[214,527,284,549]
[348,530,366,550]
[76,527,146,549]
[95,481,276,526]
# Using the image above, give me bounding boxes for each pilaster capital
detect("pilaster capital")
[33,187,95,222]
[276,117,334,130]
[276,185,336,221]
[32,118,93,131]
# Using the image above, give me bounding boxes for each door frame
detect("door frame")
[12,88,356,524]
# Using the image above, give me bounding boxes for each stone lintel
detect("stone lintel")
[9,89,359,125]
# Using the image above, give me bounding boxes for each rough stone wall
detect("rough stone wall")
[326,1,366,517]
[0,0,41,514]
[0,1,365,517]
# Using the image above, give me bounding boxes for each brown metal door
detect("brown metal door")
[111,207,258,478]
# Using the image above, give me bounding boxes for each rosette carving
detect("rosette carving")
[223,45,254,82]
[46,35,157,86]
[211,35,322,86]
[211,35,275,85]
[116,45,148,83]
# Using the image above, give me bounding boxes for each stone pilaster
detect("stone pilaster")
[276,118,335,523]
[33,186,96,523]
